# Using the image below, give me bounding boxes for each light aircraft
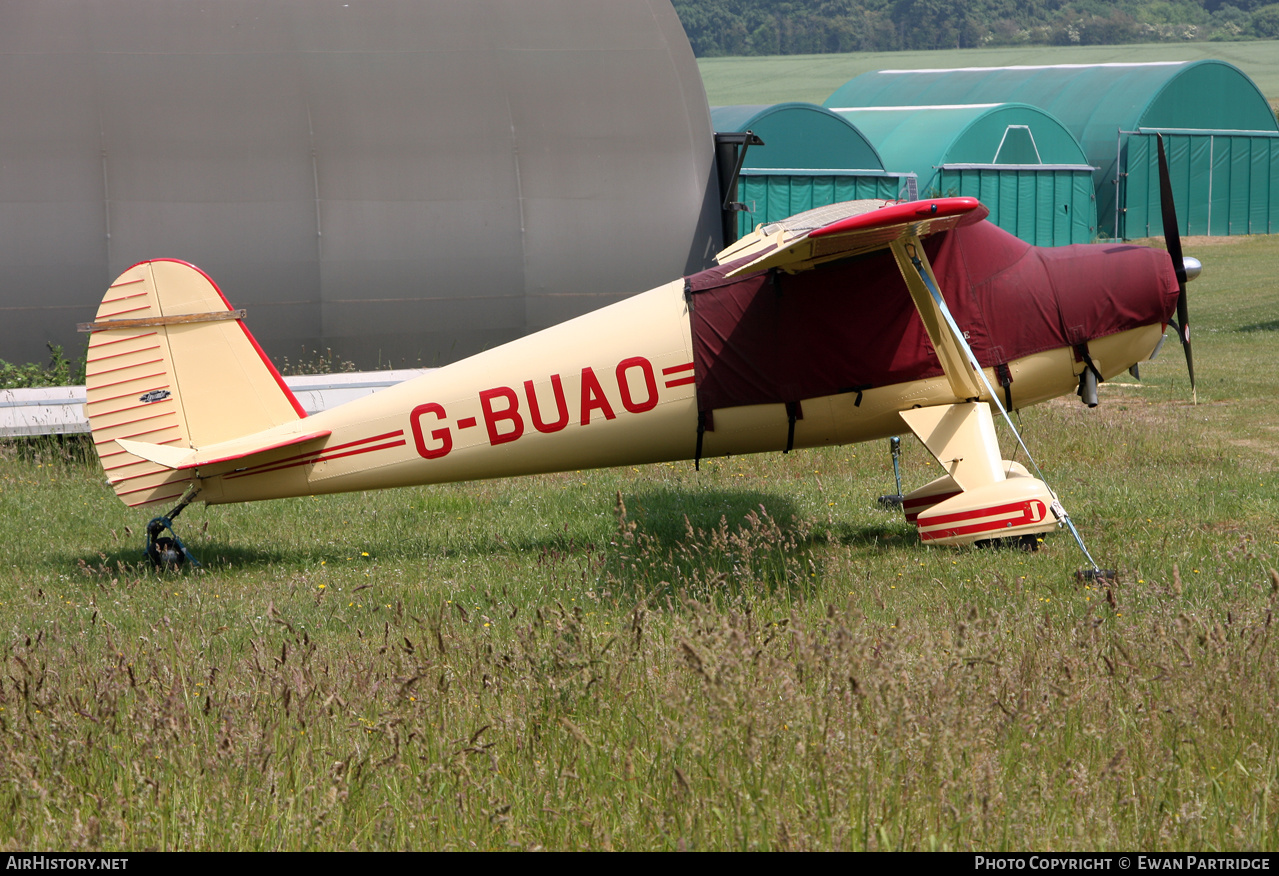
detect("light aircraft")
[81,139,1198,567]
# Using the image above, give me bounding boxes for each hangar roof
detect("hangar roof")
[710,103,886,172]
[831,103,1092,193]
[826,60,1278,177]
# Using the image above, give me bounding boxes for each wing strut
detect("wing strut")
[892,236,1104,575]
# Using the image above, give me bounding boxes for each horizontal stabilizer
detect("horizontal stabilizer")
[114,438,195,470]
[115,430,332,473]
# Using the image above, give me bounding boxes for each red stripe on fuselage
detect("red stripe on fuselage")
[223,438,406,480]
[223,430,404,476]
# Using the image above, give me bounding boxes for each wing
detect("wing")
[724,197,988,279]
[721,196,1075,548]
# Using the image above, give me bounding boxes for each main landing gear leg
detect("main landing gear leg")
[145,487,202,570]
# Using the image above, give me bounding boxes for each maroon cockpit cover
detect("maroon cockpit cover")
[689,220,1177,416]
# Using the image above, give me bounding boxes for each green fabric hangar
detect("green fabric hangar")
[826,61,1279,240]
[710,103,912,240]
[831,103,1097,246]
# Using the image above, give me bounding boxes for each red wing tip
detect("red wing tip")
[810,197,986,239]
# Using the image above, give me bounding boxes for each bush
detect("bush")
[0,344,85,390]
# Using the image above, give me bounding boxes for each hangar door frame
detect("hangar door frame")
[1119,130,1279,239]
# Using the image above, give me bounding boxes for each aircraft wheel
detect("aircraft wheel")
[147,536,186,570]
[973,534,1041,552]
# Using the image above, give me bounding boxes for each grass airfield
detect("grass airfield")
[0,230,1275,850]
[698,40,1279,106]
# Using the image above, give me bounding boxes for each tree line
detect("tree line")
[672,0,1279,55]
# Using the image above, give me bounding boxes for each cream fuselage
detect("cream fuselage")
[193,278,1163,506]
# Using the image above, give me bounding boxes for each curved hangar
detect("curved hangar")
[831,103,1097,247]
[0,0,719,368]
[827,60,1279,240]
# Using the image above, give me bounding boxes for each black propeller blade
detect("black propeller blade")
[1156,133,1196,403]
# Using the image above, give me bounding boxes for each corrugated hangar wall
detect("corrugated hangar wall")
[826,61,1279,240]
[0,0,721,369]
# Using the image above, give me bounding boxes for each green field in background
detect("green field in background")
[699,40,1279,106]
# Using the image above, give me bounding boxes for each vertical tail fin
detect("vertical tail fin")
[83,259,305,509]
